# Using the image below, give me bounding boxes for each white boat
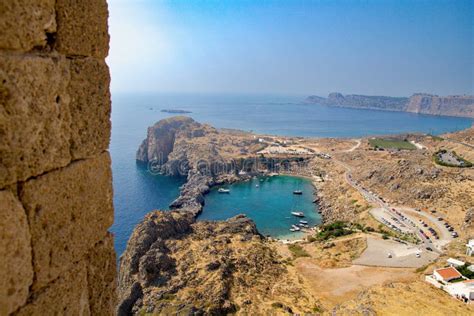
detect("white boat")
[291,225,301,231]
[255,184,259,188]
[289,228,297,232]
[218,188,230,193]
[299,220,308,224]
[293,190,303,195]
[291,211,305,217]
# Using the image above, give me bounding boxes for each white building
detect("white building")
[433,267,463,283]
[466,239,474,256]
[445,280,474,302]
[447,258,466,268]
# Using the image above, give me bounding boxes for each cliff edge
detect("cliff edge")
[306,92,474,118]
[117,210,319,315]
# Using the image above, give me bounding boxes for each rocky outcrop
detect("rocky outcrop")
[118,211,282,315]
[406,94,474,118]
[306,92,474,118]
[136,116,215,164]
[462,208,474,233]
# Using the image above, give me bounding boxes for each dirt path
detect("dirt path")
[344,139,361,152]
[295,259,416,305]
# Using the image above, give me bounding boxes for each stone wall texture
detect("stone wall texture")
[0,1,116,315]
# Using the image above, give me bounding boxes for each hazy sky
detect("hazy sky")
[107,0,473,96]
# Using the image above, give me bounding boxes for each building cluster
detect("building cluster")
[425,240,474,304]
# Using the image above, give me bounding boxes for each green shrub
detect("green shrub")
[317,221,354,240]
[457,263,474,279]
[288,244,310,258]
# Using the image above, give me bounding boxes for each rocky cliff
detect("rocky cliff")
[306,92,474,118]
[405,93,474,118]
[136,116,311,215]
[117,210,318,315]
[136,116,217,168]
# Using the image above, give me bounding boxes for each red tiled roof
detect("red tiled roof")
[435,267,462,280]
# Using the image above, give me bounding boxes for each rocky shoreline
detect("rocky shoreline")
[119,117,320,314]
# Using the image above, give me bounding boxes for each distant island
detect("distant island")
[161,109,192,114]
[306,92,474,118]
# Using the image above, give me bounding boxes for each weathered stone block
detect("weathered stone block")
[16,261,90,316]
[0,0,56,51]
[0,190,33,315]
[87,233,117,315]
[19,152,114,291]
[56,0,110,58]
[69,57,111,159]
[0,54,72,188]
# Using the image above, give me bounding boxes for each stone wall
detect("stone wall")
[0,1,116,315]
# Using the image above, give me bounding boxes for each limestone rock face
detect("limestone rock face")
[1,0,116,314]
[0,191,33,314]
[0,54,72,187]
[118,211,273,316]
[0,0,56,51]
[406,94,474,118]
[136,116,212,164]
[19,152,114,291]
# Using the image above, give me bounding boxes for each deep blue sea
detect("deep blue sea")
[110,93,473,255]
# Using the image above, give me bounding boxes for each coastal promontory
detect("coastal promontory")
[306,92,474,118]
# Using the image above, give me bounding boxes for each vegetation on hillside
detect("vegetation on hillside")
[316,221,354,240]
[433,149,472,168]
[458,263,474,279]
[369,138,416,150]
[287,244,310,258]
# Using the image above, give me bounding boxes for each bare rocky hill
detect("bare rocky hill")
[117,211,319,315]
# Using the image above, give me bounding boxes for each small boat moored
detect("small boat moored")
[291,211,305,217]
[293,190,303,195]
[218,188,230,193]
[299,220,308,224]
[291,225,301,231]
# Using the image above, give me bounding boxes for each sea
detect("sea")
[110,93,473,255]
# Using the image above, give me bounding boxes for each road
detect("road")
[331,153,445,254]
[344,139,361,152]
[444,138,474,150]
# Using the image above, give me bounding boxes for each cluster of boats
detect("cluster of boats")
[290,219,310,232]
[217,185,310,232]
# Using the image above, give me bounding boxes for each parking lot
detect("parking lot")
[353,236,439,268]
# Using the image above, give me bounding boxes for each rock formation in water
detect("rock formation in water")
[118,117,321,314]
[136,116,312,214]
[136,116,217,169]
[306,92,474,118]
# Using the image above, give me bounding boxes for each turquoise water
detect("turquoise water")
[110,93,472,255]
[198,176,320,239]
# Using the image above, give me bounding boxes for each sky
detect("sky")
[107,0,473,96]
